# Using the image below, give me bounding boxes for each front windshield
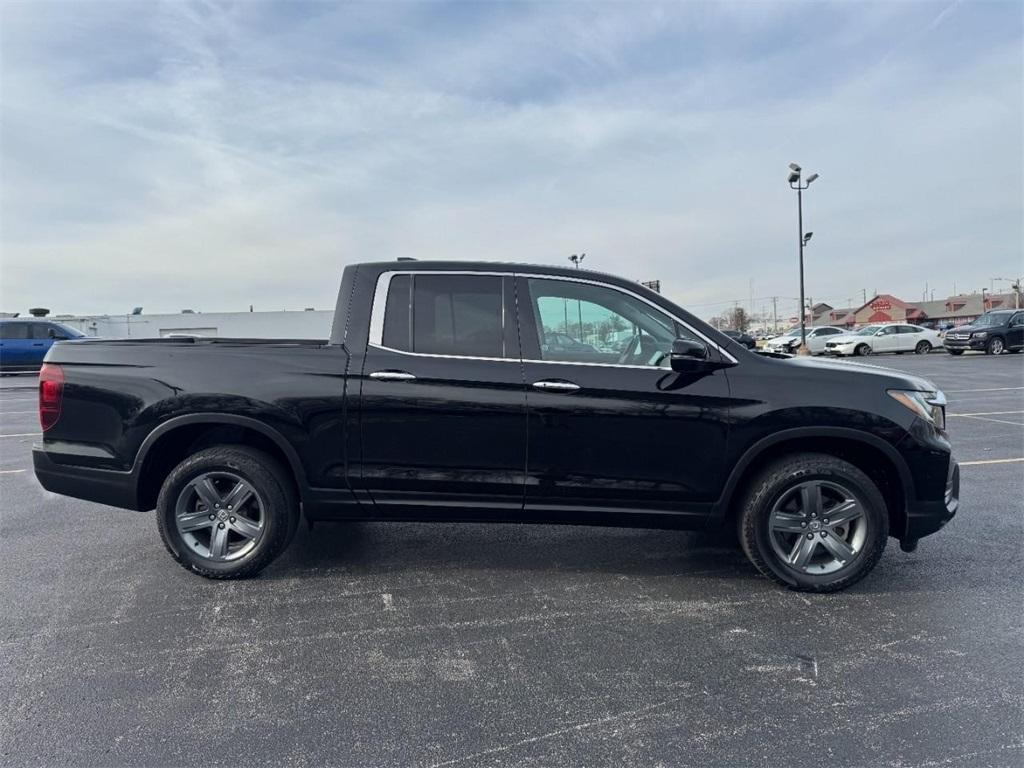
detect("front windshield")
[855,325,883,335]
[973,312,1011,328]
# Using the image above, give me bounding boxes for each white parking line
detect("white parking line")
[946,386,1024,393]
[0,469,27,475]
[960,457,1024,466]
[950,411,1024,416]
[0,433,41,438]
[0,398,37,404]
[955,415,1024,427]
[0,410,37,415]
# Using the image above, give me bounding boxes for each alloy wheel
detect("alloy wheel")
[767,480,868,575]
[175,472,266,562]
[989,338,1004,355]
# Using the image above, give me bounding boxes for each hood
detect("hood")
[825,333,868,344]
[765,334,801,346]
[946,322,987,334]
[772,355,938,392]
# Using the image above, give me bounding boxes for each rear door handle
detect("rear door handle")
[532,379,580,393]
[369,370,416,382]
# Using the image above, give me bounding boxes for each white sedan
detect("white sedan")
[764,326,847,354]
[823,323,942,357]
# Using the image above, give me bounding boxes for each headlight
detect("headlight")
[888,389,946,430]
[972,331,988,339]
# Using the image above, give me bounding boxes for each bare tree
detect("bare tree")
[729,306,749,332]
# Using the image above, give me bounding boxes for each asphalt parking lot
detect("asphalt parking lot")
[1,352,1022,768]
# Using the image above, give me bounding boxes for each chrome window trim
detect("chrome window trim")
[367,269,737,366]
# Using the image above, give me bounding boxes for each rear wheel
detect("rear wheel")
[914,340,932,354]
[157,446,298,579]
[855,344,871,356]
[738,454,888,592]
[986,337,1004,355]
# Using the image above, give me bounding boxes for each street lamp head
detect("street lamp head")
[806,173,819,184]
[788,171,801,184]
[789,163,801,172]
[803,231,814,243]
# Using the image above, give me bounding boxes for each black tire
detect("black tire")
[947,349,964,356]
[914,341,931,355]
[985,337,1004,355]
[738,453,888,593]
[855,344,871,357]
[157,445,299,579]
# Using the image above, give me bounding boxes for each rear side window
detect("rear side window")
[0,322,29,340]
[898,325,921,334]
[381,274,505,358]
[382,275,412,350]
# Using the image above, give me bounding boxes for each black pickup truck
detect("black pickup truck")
[34,261,959,591]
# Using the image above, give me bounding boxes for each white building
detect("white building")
[52,309,334,340]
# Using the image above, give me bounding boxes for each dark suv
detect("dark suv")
[943,309,1024,355]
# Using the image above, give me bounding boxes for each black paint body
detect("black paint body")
[34,261,958,545]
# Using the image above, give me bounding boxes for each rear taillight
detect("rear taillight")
[39,363,64,431]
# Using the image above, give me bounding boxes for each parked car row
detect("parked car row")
[756,309,1024,357]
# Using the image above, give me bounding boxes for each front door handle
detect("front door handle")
[369,370,416,382]
[532,379,581,393]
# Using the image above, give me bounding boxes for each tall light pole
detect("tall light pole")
[788,163,819,355]
[569,253,586,339]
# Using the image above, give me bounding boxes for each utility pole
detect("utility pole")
[772,296,778,334]
[788,163,818,355]
[992,277,1023,309]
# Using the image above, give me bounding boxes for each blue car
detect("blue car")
[0,319,86,374]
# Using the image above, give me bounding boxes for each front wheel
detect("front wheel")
[986,337,1005,355]
[157,445,299,579]
[915,341,932,355]
[738,454,888,592]
[855,344,871,356]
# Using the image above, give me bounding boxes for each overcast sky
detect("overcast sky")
[1,1,1021,321]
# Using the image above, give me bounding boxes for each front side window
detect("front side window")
[525,278,690,367]
[381,274,505,358]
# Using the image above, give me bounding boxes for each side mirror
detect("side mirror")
[670,338,710,372]
[875,330,885,336]
[48,329,68,340]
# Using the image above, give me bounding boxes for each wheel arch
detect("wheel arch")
[133,414,307,511]
[715,427,912,539]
